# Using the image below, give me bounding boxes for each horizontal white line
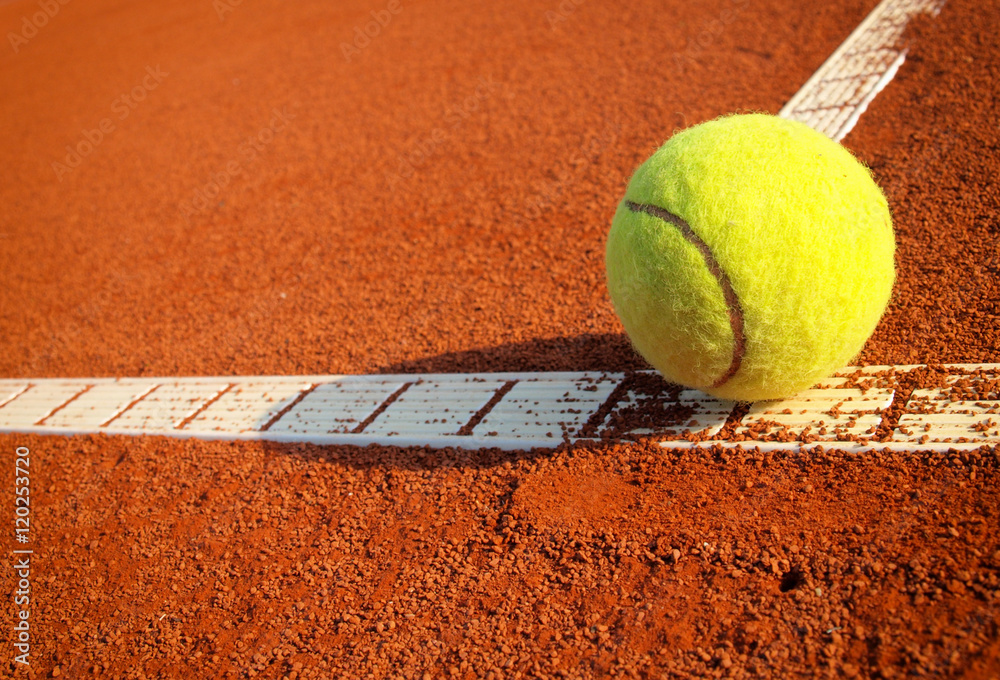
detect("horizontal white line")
[0,365,996,452]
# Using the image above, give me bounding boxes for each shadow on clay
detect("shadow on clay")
[376,332,649,375]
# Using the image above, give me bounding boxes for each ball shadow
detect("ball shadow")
[263,333,653,471]
[378,332,649,375]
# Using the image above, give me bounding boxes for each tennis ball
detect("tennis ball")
[605,113,895,401]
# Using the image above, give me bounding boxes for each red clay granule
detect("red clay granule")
[1,0,999,677]
[849,4,1000,367]
[2,432,997,678]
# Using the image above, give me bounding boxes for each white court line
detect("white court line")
[0,0,971,452]
[0,366,997,451]
[779,0,946,139]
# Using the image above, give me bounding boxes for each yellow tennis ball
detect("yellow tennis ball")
[605,113,895,401]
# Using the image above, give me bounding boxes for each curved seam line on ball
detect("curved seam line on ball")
[625,200,746,388]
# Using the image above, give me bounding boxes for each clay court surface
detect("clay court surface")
[1,0,999,677]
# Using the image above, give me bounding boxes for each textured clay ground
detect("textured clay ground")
[1,0,998,677]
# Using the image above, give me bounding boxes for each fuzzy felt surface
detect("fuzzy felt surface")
[605,114,896,401]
